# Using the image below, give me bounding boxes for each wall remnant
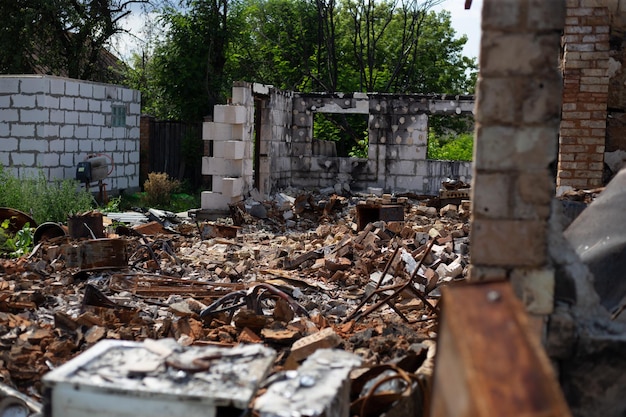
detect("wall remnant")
[200,83,475,212]
[558,0,611,189]
[0,75,141,194]
[469,0,564,313]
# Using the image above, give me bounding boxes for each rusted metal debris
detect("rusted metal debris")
[0,187,471,416]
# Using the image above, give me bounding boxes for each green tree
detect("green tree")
[136,0,230,121]
[227,0,319,90]
[0,0,147,82]
[331,2,476,94]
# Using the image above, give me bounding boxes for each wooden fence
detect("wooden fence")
[142,117,203,189]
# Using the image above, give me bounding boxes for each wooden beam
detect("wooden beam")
[430,282,571,417]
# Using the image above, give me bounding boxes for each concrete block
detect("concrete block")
[121,88,133,102]
[202,157,243,177]
[92,84,105,99]
[21,108,49,123]
[472,173,512,219]
[40,94,59,109]
[12,94,36,109]
[65,110,78,124]
[214,140,244,159]
[65,139,79,152]
[252,83,270,95]
[78,139,93,153]
[20,77,49,94]
[129,102,141,115]
[79,112,93,125]
[474,126,558,171]
[255,349,361,417]
[105,86,118,100]
[470,219,547,267]
[74,126,87,139]
[231,86,249,105]
[201,191,230,211]
[75,98,89,111]
[78,82,93,98]
[37,152,59,167]
[0,109,19,122]
[2,138,17,151]
[203,122,232,141]
[481,32,561,77]
[214,105,247,124]
[232,124,246,140]
[60,153,73,167]
[87,126,100,139]
[11,152,35,166]
[211,176,224,193]
[65,81,79,96]
[221,177,244,198]
[0,77,20,94]
[43,339,276,417]
[11,124,35,138]
[93,113,105,126]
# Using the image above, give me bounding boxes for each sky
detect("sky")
[112,0,483,62]
[432,0,482,60]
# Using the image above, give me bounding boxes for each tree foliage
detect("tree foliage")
[0,0,147,82]
[125,0,476,123]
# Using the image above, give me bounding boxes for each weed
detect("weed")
[143,172,181,207]
[0,166,95,224]
[0,220,34,258]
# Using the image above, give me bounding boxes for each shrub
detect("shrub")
[0,166,94,224]
[427,132,474,161]
[143,172,181,207]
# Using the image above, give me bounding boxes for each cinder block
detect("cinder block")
[211,175,224,193]
[214,141,244,159]
[231,86,249,105]
[214,105,247,124]
[201,191,230,211]
[202,157,243,177]
[255,349,361,417]
[203,122,232,141]
[221,177,244,198]
[231,124,246,140]
[203,156,224,176]
[42,339,276,417]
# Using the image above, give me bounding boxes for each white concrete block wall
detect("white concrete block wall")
[201,83,257,211]
[0,75,141,193]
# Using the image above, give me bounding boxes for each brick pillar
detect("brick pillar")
[139,115,153,189]
[470,0,565,317]
[557,0,610,189]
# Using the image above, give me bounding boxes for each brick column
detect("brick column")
[558,0,610,189]
[470,0,565,317]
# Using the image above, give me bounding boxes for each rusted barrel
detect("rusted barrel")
[33,222,68,244]
[0,207,37,233]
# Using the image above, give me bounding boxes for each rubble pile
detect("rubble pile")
[0,188,471,416]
